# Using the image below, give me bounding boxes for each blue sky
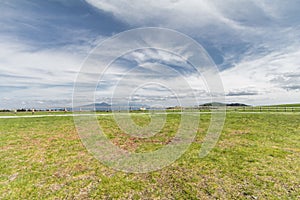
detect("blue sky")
[0,0,300,109]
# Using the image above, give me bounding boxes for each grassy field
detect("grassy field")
[262,104,300,107]
[0,112,299,199]
[0,111,70,116]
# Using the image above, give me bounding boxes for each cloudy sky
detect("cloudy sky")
[1,0,300,109]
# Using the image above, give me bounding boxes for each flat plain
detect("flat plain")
[0,112,299,199]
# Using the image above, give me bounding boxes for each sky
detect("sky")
[0,0,300,109]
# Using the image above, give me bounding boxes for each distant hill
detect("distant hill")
[200,102,249,107]
[226,103,249,107]
[200,102,226,107]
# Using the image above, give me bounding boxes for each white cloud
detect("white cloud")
[221,48,300,105]
[1,1,300,108]
[86,0,300,105]
[0,38,88,108]
[85,0,300,51]
[86,0,245,29]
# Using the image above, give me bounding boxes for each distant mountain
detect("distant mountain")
[76,102,111,111]
[78,102,151,111]
[94,102,111,107]
[111,103,150,111]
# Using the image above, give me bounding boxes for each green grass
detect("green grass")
[0,111,71,116]
[0,113,299,199]
[227,106,300,112]
[262,103,300,107]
